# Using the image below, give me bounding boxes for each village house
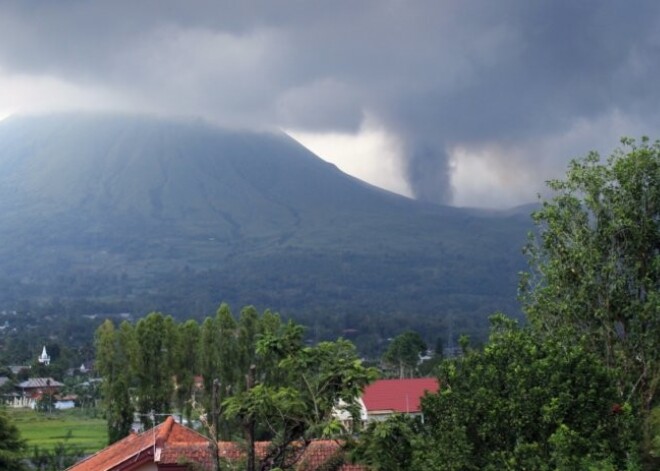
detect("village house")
[360,377,439,422]
[17,377,64,398]
[333,377,439,428]
[10,377,65,408]
[67,416,366,471]
[67,416,215,471]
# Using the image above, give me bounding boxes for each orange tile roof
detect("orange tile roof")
[218,439,366,470]
[67,416,214,471]
[362,378,439,413]
[296,440,366,471]
[69,417,365,471]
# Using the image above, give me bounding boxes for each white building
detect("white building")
[38,346,50,366]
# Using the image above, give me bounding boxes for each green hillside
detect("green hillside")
[0,113,531,343]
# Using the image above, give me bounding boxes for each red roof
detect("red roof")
[67,416,214,471]
[362,378,439,414]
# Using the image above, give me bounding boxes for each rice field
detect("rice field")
[6,408,107,454]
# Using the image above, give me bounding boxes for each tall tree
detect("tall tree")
[199,315,220,413]
[173,319,200,424]
[237,306,260,388]
[95,319,134,443]
[521,138,660,461]
[134,312,175,426]
[215,303,239,393]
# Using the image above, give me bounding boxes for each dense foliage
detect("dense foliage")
[381,331,427,378]
[426,316,637,469]
[522,137,660,412]
[353,139,660,470]
[94,305,376,470]
[353,317,639,470]
[522,138,660,463]
[0,408,25,471]
[95,319,135,442]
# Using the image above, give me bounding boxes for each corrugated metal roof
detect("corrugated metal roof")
[18,377,64,389]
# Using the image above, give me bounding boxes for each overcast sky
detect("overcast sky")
[1,1,659,208]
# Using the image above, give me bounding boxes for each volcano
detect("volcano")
[0,113,530,338]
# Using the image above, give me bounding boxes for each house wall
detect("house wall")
[55,400,75,410]
[366,411,423,422]
[134,463,158,471]
[6,396,35,408]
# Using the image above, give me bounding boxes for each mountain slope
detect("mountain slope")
[0,113,531,340]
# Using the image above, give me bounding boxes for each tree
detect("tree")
[173,319,200,424]
[521,138,660,461]
[199,316,220,416]
[134,312,176,427]
[382,331,426,378]
[223,323,377,471]
[216,303,239,391]
[236,306,260,389]
[350,414,422,471]
[416,315,638,470]
[0,407,26,471]
[95,319,134,443]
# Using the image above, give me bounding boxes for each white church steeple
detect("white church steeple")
[38,345,50,366]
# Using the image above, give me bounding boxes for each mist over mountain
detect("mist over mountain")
[0,113,530,342]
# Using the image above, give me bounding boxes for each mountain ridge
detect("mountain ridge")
[0,113,531,342]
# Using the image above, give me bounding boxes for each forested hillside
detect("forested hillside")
[0,113,530,346]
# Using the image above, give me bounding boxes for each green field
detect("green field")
[7,408,107,454]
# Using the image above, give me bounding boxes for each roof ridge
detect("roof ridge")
[155,416,175,447]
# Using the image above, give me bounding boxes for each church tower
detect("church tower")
[38,345,50,366]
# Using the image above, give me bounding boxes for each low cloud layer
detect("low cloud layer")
[1,1,659,207]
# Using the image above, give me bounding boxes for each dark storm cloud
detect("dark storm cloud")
[1,0,659,204]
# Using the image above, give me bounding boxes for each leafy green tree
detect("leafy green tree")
[522,137,660,409]
[199,316,220,413]
[95,319,134,443]
[0,407,26,471]
[134,312,176,427]
[174,319,200,424]
[216,303,239,391]
[382,331,427,378]
[350,414,422,471]
[236,306,260,388]
[417,315,638,470]
[197,304,241,440]
[224,323,377,471]
[521,138,660,464]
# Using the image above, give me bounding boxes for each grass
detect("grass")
[6,408,107,454]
